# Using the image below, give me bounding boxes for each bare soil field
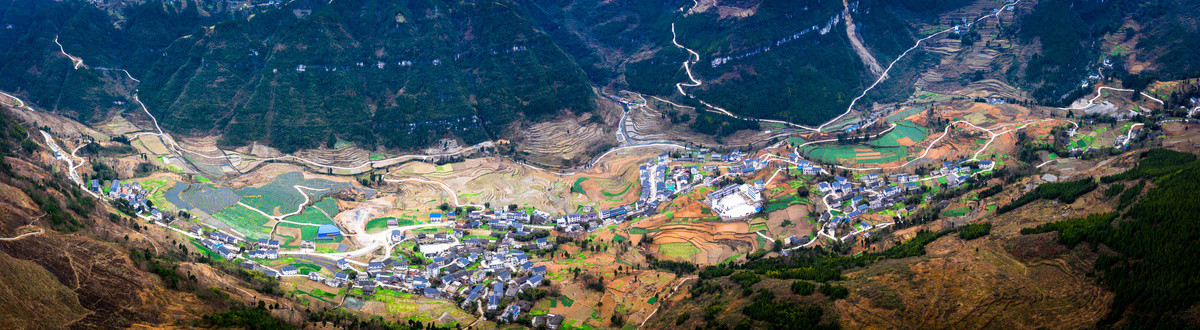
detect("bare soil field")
[515,110,619,169]
[636,96,797,149]
[382,147,664,214]
[1161,122,1200,153]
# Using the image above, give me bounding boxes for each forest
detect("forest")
[0,0,597,153]
[1020,149,1200,327]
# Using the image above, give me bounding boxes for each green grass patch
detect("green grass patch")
[571,177,589,194]
[601,182,634,197]
[365,217,393,234]
[190,240,220,259]
[294,262,322,275]
[941,207,971,217]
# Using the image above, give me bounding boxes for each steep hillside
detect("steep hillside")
[535,0,928,126]
[0,105,219,327]
[3,0,1200,152]
[0,0,597,153]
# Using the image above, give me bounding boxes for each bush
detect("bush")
[1102,182,1126,199]
[1117,180,1144,210]
[957,223,992,240]
[997,177,1097,214]
[790,281,815,295]
[1020,213,1114,248]
[976,184,1004,200]
[818,284,849,300]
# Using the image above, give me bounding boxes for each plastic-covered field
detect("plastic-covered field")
[236,172,360,217]
[212,203,272,240]
[869,121,928,147]
[164,183,241,214]
[885,105,929,123]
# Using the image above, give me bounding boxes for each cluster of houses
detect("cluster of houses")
[91,179,178,223]
[935,159,992,188]
[298,238,555,322]
[809,157,1001,237]
[793,159,823,176]
[637,150,758,217]
[815,172,928,228]
[199,230,244,260]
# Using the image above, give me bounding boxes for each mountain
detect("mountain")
[2,0,1200,152]
[1,0,597,153]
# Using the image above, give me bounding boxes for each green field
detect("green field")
[658,242,701,259]
[628,227,647,235]
[800,144,908,164]
[212,204,272,240]
[313,197,339,216]
[286,206,335,225]
[796,122,923,164]
[869,121,928,147]
[148,187,174,212]
[294,262,322,275]
[301,225,319,241]
[237,172,353,217]
[885,106,929,123]
[190,241,220,259]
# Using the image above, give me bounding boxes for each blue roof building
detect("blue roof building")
[316,224,341,240]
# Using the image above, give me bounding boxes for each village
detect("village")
[116,137,1011,326]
